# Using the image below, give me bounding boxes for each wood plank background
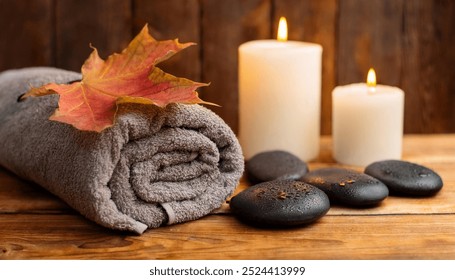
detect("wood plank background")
[0,0,454,135]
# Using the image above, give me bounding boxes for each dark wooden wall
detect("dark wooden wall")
[1,0,454,135]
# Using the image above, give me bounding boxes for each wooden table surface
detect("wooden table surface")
[1,134,454,260]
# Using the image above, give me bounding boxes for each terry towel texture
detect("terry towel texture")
[0,67,244,234]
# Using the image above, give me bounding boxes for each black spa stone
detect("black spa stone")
[229,180,330,227]
[245,150,308,184]
[364,160,443,196]
[302,167,389,206]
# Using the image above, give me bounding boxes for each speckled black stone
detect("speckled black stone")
[302,167,389,206]
[229,180,330,227]
[364,160,443,196]
[245,150,308,184]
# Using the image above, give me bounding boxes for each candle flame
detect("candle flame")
[277,17,288,42]
[367,68,377,88]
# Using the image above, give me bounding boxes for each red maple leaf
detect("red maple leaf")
[23,24,210,132]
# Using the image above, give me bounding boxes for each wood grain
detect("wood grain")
[1,135,454,259]
[201,0,272,133]
[1,214,454,259]
[55,0,132,71]
[0,168,70,213]
[0,0,53,71]
[401,0,455,133]
[337,0,403,86]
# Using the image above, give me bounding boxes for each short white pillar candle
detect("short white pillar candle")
[332,69,405,166]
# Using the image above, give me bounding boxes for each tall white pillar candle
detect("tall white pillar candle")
[238,40,322,161]
[332,81,405,166]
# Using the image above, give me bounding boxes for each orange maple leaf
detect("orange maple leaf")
[23,24,210,132]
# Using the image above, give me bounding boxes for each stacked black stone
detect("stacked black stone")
[230,150,443,228]
[365,160,443,196]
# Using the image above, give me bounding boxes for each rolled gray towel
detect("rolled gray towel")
[0,67,244,234]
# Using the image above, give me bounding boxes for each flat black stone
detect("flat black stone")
[230,180,330,227]
[364,160,443,196]
[245,150,308,184]
[301,167,389,206]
